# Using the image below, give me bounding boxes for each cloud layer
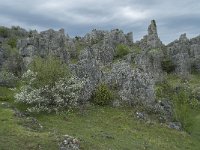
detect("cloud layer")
[0,0,200,43]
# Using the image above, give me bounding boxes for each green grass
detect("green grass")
[35,106,200,150]
[0,103,200,149]
[0,108,58,150]
[0,83,200,150]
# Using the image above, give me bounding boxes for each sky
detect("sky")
[0,0,200,44]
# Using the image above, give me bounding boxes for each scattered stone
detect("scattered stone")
[59,135,80,150]
[136,112,148,120]
[1,102,11,108]
[168,122,182,131]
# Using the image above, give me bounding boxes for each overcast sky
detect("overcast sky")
[0,0,200,43]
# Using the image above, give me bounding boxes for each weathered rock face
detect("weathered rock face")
[190,36,200,72]
[167,34,191,77]
[83,29,106,45]
[0,48,4,69]
[6,20,200,112]
[70,47,102,102]
[82,29,133,65]
[133,20,165,82]
[103,61,155,105]
[17,29,70,66]
[83,29,133,47]
[134,49,165,82]
[147,20,162,48]
[137,20,163,50]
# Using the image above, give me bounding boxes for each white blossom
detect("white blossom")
[15,70,85,113]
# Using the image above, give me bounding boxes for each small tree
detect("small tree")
[0,27,9,38]
[29,55,70,87]
[92,83,114,106]
[161,58,176,73]
[15,55,85,113]
[115,44,130,58]
[172,89,195,132]
[7,37,17,48]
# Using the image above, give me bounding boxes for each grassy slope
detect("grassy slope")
[0,74,200,150]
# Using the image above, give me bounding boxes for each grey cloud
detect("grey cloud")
[0,0,199,43]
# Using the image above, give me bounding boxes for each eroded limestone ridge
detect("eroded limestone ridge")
[0,20,200,122]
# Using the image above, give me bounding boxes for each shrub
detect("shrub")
[0,27,9,38]
[7,37,17,48]
[92,83,114,106]
[15,56,85,113]
[115,44,130,58]
[161,58,176,73]
[29,55,70,87]
[15,75,84,113]
[172,89,195,132]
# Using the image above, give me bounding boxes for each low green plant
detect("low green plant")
[161,58,176,73]
[29,55,70,87]
[7,37,17,48]
[131,45,141,54]
[0,27,9,38]
[172,89,195,132]
[115,44,130,58]
[92,83,114,106]
[155,81,172,100]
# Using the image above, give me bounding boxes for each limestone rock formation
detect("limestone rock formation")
[137,20,163,50]
[190,35,200,72]
[103,61,155,105]
[167,33,191,77]
[17,29,70,66]
[0,48,4,68]
[1,19,200,114]
[134,49,165,82]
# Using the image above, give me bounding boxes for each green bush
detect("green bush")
[7,38,17,48]
[161,58,176,73]
[0,27,9,38]
[115,44,130,58]
[29,55,70,87]
[92,83,114,106]
[15,55,85,113]
[172,89,195,132]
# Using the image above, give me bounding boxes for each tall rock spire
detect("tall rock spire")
[147,20,162,49]
[137,20,163,50]
[148,20,158,37]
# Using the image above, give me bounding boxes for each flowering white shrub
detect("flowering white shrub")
[21,69,37,85]
[15,70,85,113]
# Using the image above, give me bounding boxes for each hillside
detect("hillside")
[0,20,200,150]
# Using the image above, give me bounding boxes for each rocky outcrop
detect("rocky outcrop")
[134,20,165,81]
[2,20,200,113]
[70,47,102,103]
[167,34,191,77]
[0,48,4,69]
[17,29,70,66]
[134,49,165,82]
[137,20,163,50]
[104,61,155,105]
[190,36,200,72]
[82,29,133,65]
